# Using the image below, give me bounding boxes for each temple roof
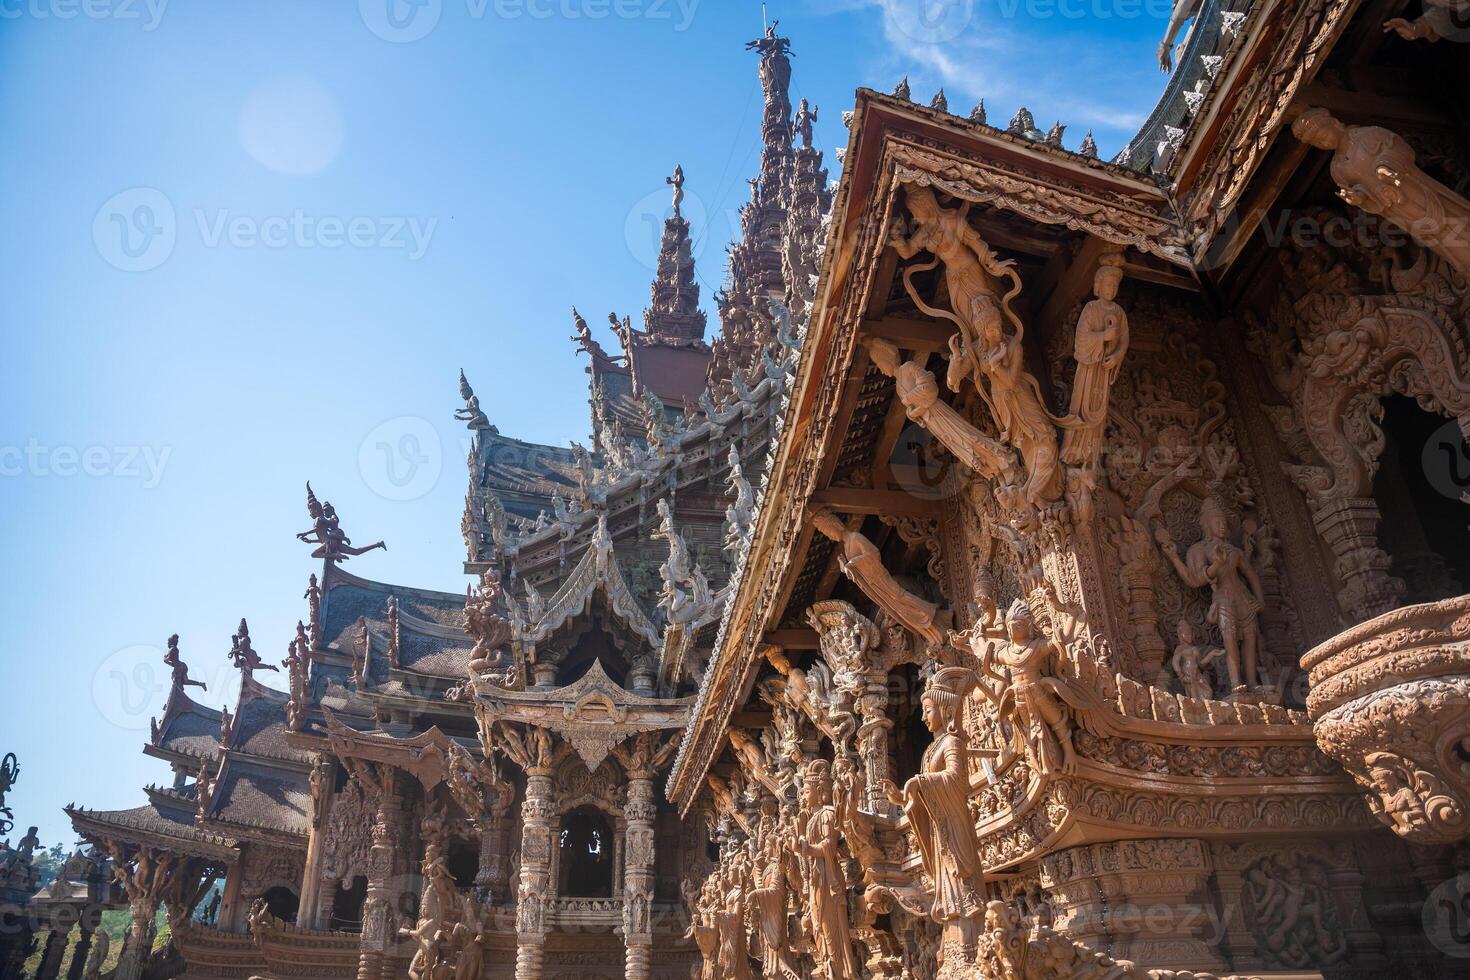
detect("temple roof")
[201,755,310,839]
[66,800,239,862]
[147,688,223,764]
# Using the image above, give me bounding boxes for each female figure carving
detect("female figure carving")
[893,667,985,955]
[1155,498,1266,692]
[889,186,1061,504]
[798,760,862,980]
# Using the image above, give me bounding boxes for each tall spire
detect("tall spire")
[643,164,707,344]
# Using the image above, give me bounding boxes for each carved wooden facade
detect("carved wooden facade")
[54,5,1470,980]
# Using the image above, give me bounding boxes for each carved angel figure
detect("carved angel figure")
[1154,498,1266,692]
[454,370,491,430]
[1157,0,1202,71]
[1059,251,1129,476]
[298,483,386,562]
[654,498,713,625]
[1293,108,1470,278]
[890,186,1062,504]
[896,667,985,932]
[809,507,945,645]
[163,633,206,693]
[228,618,278,675]
[1384,0,1470,42]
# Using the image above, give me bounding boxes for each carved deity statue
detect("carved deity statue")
[1059,250,1129,521]
[896,667,985,947]
[714,864,755,980]
[228,618,278,675]
[297,483,387,562]
[749,810,801,980]
[1170,620,1222,701]
[794,98,817,149]
[1384,0,1470,41]
[455,370,491,431]
[655,498,713,625]
[809,506,945,645]
[464,568,512,674]
[163,634,206,693]
[1157,0,1202,71]
[1154,498,1266,692]
[1293,108,1470,278]
[798,759,862,980]
[977,599,1081,775]
[890,185,1062,505]
[685,877,720,980]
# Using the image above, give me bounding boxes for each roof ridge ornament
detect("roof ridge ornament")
[228,617,278,678]
[455,370,492,431]
[298,482,386,563]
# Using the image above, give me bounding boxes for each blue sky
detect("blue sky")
[0,0,1174,849]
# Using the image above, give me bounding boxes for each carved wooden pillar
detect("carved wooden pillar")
[474,810,510,900]
[622,766,657,980]
[1311,496,1403,622]
[316,877,339,932]
[114,894,158,980]
[217,860,244,932]
[64,909,97,980]
[35,914,71,980]
[298,819,326,928]
[857,672,896,817]
[515,768,554,980]
[357,772,401,980]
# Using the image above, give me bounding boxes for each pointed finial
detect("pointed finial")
[893,76,911,101]
[1007,107,1038,138]
[969,99,987,125]
[1044,121,1066,148]
[1079,131,1099,158]
[929,89,948,113]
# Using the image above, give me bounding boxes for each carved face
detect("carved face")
[905,187,940,225]
[921,692,945,734]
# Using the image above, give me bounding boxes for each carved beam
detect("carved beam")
[860,316,954,354]
[763,628,821,650]
[809,487,937,518]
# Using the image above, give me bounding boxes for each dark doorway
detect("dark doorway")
[557,624,629,687]
[1375,396,1470,604]
[330,876,366,932]
[447,838,479,889]
[557,807,615,898]
[259,886,299,922]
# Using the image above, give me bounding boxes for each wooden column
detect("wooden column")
[357,770,400,980]
[65,909,97,980]
[34,916,71,980]
[622,768,657,980]
[515,768,555,980]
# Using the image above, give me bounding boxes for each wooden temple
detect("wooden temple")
[45,2,1470,978]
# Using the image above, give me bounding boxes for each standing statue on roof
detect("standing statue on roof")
[164,634,207,693]
[795,99,818,149]
[298,483,387,562]
[0,753,17,836]
[455,370,491,431]
[667,164,685,216]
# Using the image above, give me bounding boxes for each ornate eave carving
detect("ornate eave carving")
[518,518,662,652]
[476,660,691,771]
[321,709,463,792]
